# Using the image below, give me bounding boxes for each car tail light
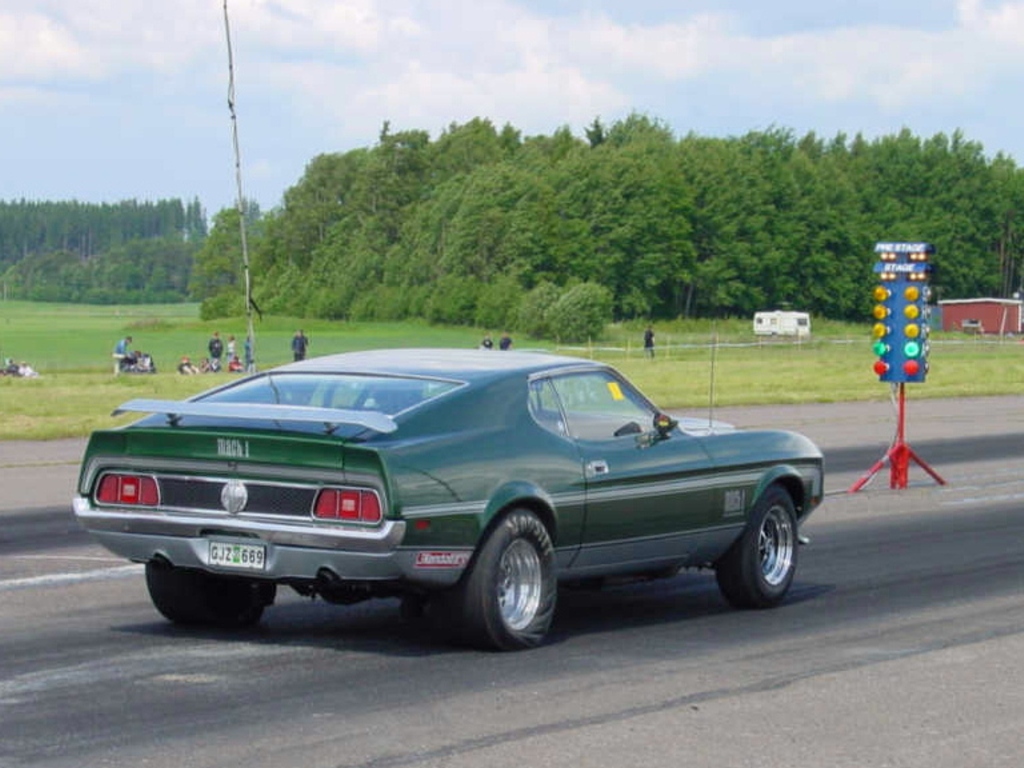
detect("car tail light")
[313,488,382,524]
[96,474,159,506]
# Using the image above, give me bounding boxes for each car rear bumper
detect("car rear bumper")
[73,496,466,587]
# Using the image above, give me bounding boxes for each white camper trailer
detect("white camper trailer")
[753,310,811,338]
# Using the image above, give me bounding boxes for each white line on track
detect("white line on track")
[0,564,143,591]
[7,554,126,563]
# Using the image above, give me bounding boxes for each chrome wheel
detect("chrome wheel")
[759,504,795,587]
[715,485,798,609]
[446,508,556,650]
[497,538,543,631]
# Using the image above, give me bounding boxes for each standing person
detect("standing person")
[113,335,132,375]
[208,331,224,370]
[291,329,310,361]
[643,325,655,358]
[499,331,513,351]
[480,333,494,350]
[226,334,237,361]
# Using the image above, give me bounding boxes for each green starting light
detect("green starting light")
[872,340,888,356]
[904,340,921,358]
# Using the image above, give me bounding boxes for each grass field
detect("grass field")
[1,300,1022,440]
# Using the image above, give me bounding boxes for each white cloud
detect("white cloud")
[958,0,1024,44]
[252,1,632,140]
[566,11,733,79]
[232,0,394,55]
[0,1,226,83]
[0,9,99,79]
[5,0,1024,210]
[350,57,626,136]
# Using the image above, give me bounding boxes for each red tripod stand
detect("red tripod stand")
[847,383,945,492]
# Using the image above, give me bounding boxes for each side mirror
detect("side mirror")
[653,413,677,439]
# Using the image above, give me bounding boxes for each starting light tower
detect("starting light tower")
[871,245,932,382]
[849,242,945,492]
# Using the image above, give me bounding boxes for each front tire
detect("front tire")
[715,485,798,609]
[445,509,557,650]
[145,561,275,628]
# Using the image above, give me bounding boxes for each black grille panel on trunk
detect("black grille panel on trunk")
[157,477,317,518]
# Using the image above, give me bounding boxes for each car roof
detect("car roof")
[273,348,605,383]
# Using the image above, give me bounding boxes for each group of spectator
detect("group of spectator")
[178,331,248,375]
[104,324,666,377]
[177,330,308,374]
[112,336,156,374]
[2,357,39,377]
[115,331,309,376]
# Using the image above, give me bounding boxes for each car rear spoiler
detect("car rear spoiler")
[112,399,398,434]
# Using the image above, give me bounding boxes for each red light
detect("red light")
[314,489,339,519]
[903,360,920,376]
[97,475,119,503]
[313,488,382,524]
[873,361,889,376]
[361,492,382,523]
[96,474,158,506]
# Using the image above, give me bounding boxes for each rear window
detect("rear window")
[199,373,461,416]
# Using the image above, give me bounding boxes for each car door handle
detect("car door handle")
[586,460,609,477]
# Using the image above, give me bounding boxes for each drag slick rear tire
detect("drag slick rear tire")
[145,560,275,628]
[442,508,557,651]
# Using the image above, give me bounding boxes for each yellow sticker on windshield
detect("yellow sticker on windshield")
[607,381,624,401]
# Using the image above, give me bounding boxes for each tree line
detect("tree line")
[0,199,206,304]
[5,116,1024,338]
[192,116,1024,340]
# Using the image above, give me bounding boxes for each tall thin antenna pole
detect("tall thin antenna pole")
[223,0,256,372]
[708,321,718,428]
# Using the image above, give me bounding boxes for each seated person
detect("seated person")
[228,355,244,373]
[17,361,39,378]
[177,356,200,375]
[135,353,155,373]
[120,351,139,371]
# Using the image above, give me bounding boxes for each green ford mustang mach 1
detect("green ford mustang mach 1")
[73,349,824,650]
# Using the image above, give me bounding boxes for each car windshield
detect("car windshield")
[199,372,461,416]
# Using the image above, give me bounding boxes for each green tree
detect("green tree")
[547,282,614,342]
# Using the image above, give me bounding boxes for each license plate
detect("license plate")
[208,541,266,571]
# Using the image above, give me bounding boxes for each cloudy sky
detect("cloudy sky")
[3,0,1023,216]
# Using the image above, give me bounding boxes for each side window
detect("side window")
[528,378,568,437]
[549,371,654,441]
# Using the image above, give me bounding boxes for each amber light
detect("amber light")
[313,488,382,524]
[96,474,159,506]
